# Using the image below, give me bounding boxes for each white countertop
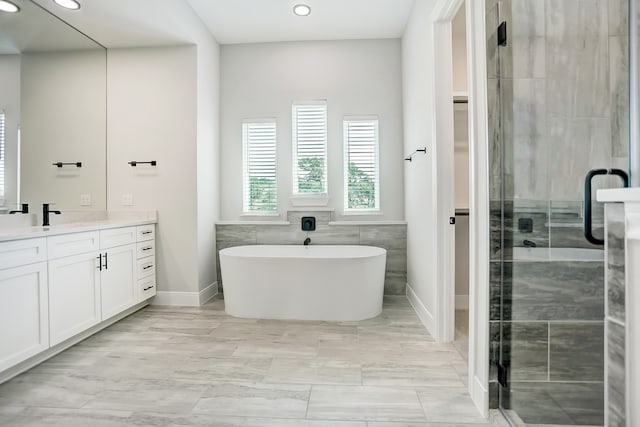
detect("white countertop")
[0,218,157,243]
[0,211,157,243]
[597,188,640,203]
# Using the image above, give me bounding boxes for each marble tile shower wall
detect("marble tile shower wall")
[485,0,626,421]
[605,203,626,427]
[215,211,407,296]
[486,199,606,422]
[487,0,629,202]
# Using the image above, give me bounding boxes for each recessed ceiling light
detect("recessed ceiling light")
[293,4,311,16]
[0,0,20,13]
[53,0,81,10]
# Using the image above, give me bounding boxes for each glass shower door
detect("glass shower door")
[487,0,631,425]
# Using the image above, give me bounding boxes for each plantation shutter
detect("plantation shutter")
[242,121,277,213]
[292,103,327,193]
[344,118,379,211]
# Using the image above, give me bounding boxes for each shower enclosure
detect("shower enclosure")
[486,0,632,425]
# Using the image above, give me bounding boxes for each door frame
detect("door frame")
[430,0,491,416]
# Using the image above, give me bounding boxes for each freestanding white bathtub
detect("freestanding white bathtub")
[219,245,387,321]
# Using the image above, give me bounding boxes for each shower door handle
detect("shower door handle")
[584,168,629,245]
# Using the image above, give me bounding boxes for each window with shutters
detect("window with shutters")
[0,111,5,199]
[242,121,277,213]
[343,117,380,212]
[292,102,327,194]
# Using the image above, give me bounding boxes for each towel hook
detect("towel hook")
[404,147,427,162]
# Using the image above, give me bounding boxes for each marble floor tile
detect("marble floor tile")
[32,347,111,374]
[418,387,487,424]
[307,385,426,422]
[192,382,310,418]
[129,411,247,427]
[173,356,271,382]
[0,407,135,427]
[265,357,362,385]
[0,296,486,426]
[83,378,208,414]
[0,371,115,408]
[317,337,362,361]
[362,361,465,387]
[244,417,366,426]
[161,336,238,357]
[232,340,319,359]
[368,423,491,427]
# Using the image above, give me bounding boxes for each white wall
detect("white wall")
[196,32,221,293]
[20,50,107,211]
[107,46,200,294]
[402,0,438,334]
[105,2,221,298]
[452,7,468,93]
[220,39,404,221]
[0,55,20,211]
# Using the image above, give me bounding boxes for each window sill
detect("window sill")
[341,210,382,216]
[240,212,280,217]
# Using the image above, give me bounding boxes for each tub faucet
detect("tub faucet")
[304,237,311,246]
[42,203,61,226]
[523,239,537,248]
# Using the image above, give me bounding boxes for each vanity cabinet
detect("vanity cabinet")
[47,228,139,345]
[0,221,156,379]
[99,227,136,320]
[48,250,101,346]
[136,224,156,301]
[0,240,49,372]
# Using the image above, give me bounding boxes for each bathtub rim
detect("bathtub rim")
[219,244,387,260]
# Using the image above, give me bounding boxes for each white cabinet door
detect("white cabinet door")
[0,262,49,372]
[101,243,136,320]
[48,252,101,346]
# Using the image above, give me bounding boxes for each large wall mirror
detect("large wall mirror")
[0,0,106,213]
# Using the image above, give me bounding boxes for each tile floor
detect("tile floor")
[0,296,490,426]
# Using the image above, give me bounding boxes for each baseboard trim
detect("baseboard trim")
[456,294,469,309]
[471,375,489,419]
[406,282,435,336]
[199,282,218,305]
[153,282,218,307]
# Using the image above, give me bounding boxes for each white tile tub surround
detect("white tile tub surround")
[220,245,386,321]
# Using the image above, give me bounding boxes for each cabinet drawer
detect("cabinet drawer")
[47,232,99,260]
[137,225,155,242]
[136,240,155,259]
[100,227,136,249]
[0,238,47,270]
[139,275,156,300]
[137,256,155,279]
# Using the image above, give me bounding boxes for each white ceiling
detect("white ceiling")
[187,0,415,45]
[28,0,415,48]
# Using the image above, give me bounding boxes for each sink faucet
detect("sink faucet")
[42,203,61,226]
[9,203,29,214]
[304,237,311,246]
